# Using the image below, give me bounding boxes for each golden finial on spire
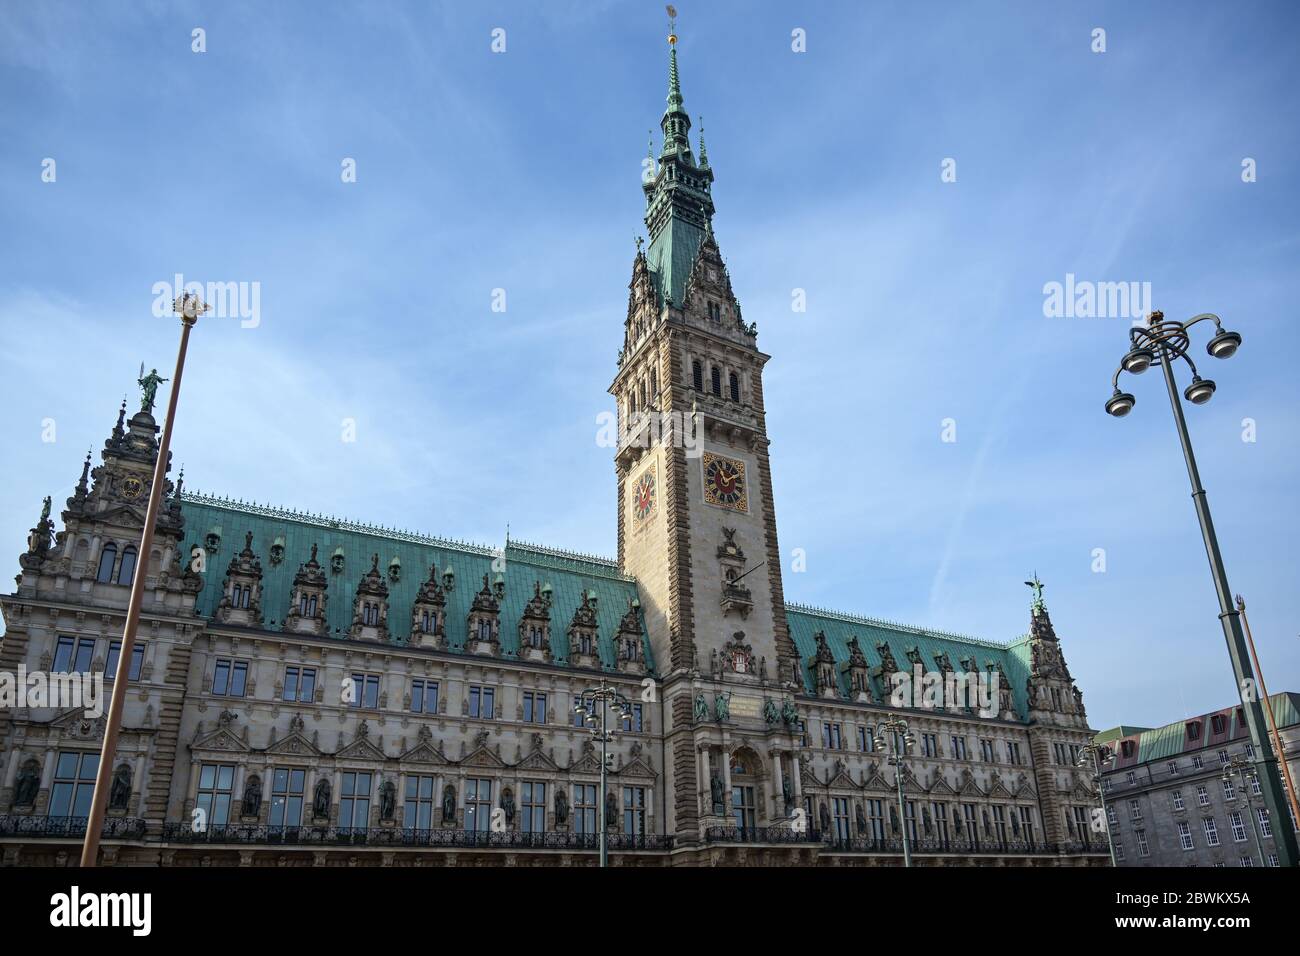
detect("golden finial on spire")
[667,4,677,44]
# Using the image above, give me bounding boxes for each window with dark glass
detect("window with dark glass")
[868,799,886,841]
[469,685,495,719]
[348,673,380,709]
[284,666,316,703]
[522,782,546,833]
[96,543,118,583]
[523,691,546,723]
[339,772,372,830]
[48,751,99,818]
[116,546,137,585]
[728,371,739,402]
[104,640,144,682]
[465,778,492,832]
[832,797,850,841]
[411,678,438,714]
[710,365,721,396]
[625,786,648,836]
[196,763,235,827]
[574,784,598,835]
[269,768,305,828]
[404,775,436,830]
[53,636,95,674]
[629,703,644,733]
[212,659,248,697]
[572,695,586,728]
[692,360,703,390]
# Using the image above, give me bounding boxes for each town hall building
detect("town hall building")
[0,31,1106,867]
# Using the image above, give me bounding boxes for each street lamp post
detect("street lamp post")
[1078,742,1118,867]
[574,681,633,867]
[874,717,914,867]
[1224,755,1267,867]
[1105,310,1298,867]
[81,293,207,867]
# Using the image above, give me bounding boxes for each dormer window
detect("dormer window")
[623,637,640,661]
[1187,721,1202,741]
[232,584,250,609]
[708,301,721,322]
[478,619,492,640]
[300,594,318,617]
[580,634,593,655]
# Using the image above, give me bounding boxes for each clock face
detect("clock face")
[632,469,656,521]
[121,476,145,501]
[702,452,747,511]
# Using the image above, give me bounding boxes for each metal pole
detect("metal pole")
[1239,770,1265,867]
[81,308,198,867]
[1158,346,1299,866]
[1238,597,1300,829]
[599,693,608,868]
[1093,751,1119,867]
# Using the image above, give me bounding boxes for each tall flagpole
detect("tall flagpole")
[80,293,207,867]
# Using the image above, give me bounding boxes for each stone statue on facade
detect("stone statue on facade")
[555,788,570,826]
[14,760,39,806]
[379,780,396,821]
[762,698,778,726]
[241,774,262,817]
[441,785,457,824]
[713,692,730,722]
[693,694,708,722]
[604,791,618,827]
[313,777,331,819]
[501,787,516,825]
[109,764,132,810]
[710,774,724,814]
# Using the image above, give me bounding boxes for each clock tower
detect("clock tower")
[611,28,801,841]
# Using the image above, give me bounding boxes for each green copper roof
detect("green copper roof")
[1096,693,1300,763]
[785,603,1031,719]
[179,493,652,672]
[642,38,714,310]
[1094,725,1153,745]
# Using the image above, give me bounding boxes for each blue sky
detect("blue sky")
[2,0,1298,731]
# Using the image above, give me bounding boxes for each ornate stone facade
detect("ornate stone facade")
[0,33,1105,868]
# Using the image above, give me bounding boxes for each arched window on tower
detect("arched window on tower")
[650,367,658,398]
[692,360,703,391]
[116,546,137,586]
[711,365,722,397]
[639,379,647,409]
[96,543,118,583]
[729,371,740,402]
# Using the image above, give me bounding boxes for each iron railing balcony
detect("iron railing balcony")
[0,815,147,840]
[156,823,672,851]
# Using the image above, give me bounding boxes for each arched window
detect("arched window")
[639,380,647,408]
[711,365,722,397]
[692,360,703,391]
[116,546,137,585]
[650,368,658,397]
[729,371,740,402]
[307,595,318,616]
[232,584,243,607]
[96,544,118,583]
[240,585,251,609]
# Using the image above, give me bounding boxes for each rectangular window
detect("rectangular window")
[822,723,842,750]
[1218,749,1230,766]
[469,685,496,720]
[1136,829,1150,857]
[980,739,996,763]
[283,666,316,703]
[1006,742,1023,765]
[1229,811,1247,842]
[1197,785,1210,807]
[1126,771,1136,785]
[629,703,644,733]
[1177,820,1194,850]
[624,786,647,836]
[1222,778,1235,800]
[1240,855,1254,868]
[522,691,546,724]
[1168,760,1178,775]
[339,771,372,831]
[1203,816,1220,847]
[404,775,436,831]
[269,768,306,828]
[1107,805,1118,828]
[104,640,144,682]
[867,799,886,841]
[348,673,380,709]
[992,805,1008,843]
[196,763,236,827]
[1257,807,1272,837]
[465,778,492,832]
[950,735,967,760]
[1192,754,1204,770]
[858,727,870,752]
[1129,799,1142,821]
[48,751,100,818]
[922,733,939,758]
[53,636,95,674]
[1115,843,1126,862]
[1019,806,1035,843]
[522,781,547,834]
[904,800,918,842]
[1171,790,1185,811]
[213,659,248,697]
[832,797,850,841]
[411,678,439,714]
[574,784,598,835]
[572,696,585,728]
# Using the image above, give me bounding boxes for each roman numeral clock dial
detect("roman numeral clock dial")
[702,451,748,512]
